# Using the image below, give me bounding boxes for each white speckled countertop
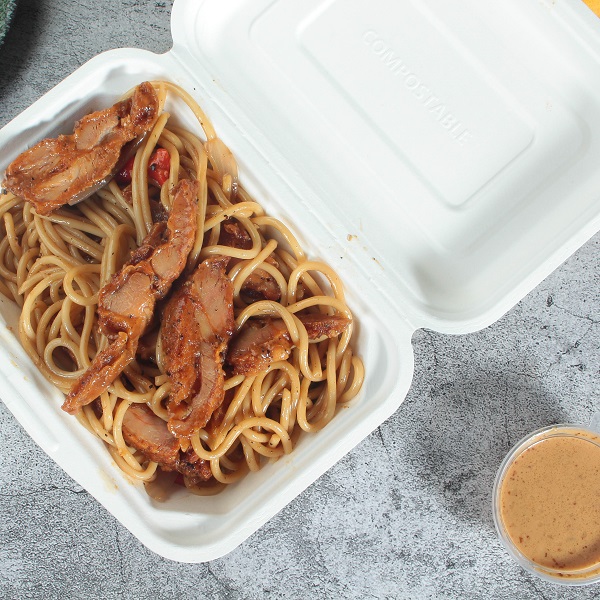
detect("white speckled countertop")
[1,1,599,598]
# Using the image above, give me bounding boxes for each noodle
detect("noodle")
[0,81,365,495]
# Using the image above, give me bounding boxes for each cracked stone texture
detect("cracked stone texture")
[1,1,599,599]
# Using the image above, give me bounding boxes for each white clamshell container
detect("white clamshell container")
[1,0,600,562]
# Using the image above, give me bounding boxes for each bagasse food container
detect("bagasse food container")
[1,0,600,562]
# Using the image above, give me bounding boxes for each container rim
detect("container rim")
[492,423,600,586]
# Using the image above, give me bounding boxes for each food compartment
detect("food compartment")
[0,49,414,561]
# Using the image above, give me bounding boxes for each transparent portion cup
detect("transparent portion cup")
[492,422,600,586]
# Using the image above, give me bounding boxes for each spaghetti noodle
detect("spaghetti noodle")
[0,82,364,495]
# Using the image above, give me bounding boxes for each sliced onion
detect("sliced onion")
[205,137,238,199]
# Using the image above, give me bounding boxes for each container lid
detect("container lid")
[172,0,600,332]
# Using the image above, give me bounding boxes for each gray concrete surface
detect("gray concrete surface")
[1,1,599,598]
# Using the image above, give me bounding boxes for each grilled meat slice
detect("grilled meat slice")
[227,314,351,376]
[62,179,199,414]
[122,403,212,482]
[218,219,252,250]
[227,318,294,377]
[3,82,159,214]
[162,255,234,437]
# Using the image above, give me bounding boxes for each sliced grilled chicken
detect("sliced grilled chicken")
[62,179,199,414]
[122,403,212,483]
[3,82,159,214]
[227,314,351,376]
[162,255,234,438]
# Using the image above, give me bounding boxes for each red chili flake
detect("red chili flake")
[147,148,170,187]
[114,148,171,187]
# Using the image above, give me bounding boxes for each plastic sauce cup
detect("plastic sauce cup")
[493,424,600,585]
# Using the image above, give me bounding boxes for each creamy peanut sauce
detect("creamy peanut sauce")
[500,429,600,574]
